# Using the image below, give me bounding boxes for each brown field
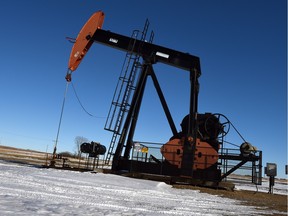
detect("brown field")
[0,145,287,215]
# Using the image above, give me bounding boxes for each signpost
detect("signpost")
[265,163,277,194]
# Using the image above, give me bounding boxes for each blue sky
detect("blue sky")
[0,1,287,178]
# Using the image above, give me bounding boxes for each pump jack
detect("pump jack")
[65,11,262,184]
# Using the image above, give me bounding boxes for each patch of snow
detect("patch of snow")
[234,179,287,195]
[0,160,285,215]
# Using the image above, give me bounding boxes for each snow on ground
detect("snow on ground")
[0,160,285,216]
[234,179,287,196]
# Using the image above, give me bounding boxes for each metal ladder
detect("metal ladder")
[104,20,154,165]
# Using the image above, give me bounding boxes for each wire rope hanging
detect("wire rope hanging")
[70,81,106,118]
[51,69,111,166]
[51,77,70,166]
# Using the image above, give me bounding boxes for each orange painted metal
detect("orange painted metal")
[160,138,218,170]
[68,11,105,71]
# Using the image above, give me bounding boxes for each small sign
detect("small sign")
[265,163,277,177]
[133,142,142,152]
[141,147,148,153]
[133,142,148,153]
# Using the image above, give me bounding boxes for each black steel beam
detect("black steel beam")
[149,66,178,136]
[92,29,201,74]
[219,154,260,162]
[221,159,248,180]
[112,63,150,169]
